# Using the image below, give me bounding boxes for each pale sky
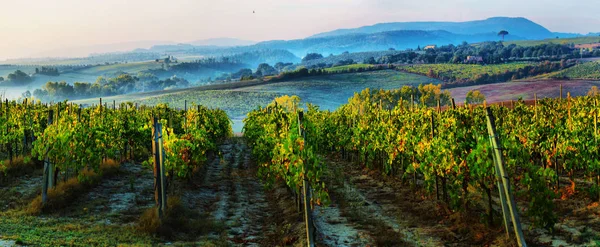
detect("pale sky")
[0,0,598,60]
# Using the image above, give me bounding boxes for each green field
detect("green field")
[73,70,439,132]
[323,64,374,73]
[536,61,600,80]
[503,36,600,47]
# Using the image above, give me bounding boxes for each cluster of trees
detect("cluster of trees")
[31,73,189,101]
[255,63,278,77]
[274,62,294,72]
[302,53,324,62]
[465,90,486,104]
[217,63,281,81]
[415,83,452,106]
[380,41,588,65]
[35,67,60,76]
[0,70,32,85]
[589,86,599,97]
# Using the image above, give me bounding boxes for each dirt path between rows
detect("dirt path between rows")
[320,157,446,247]
[0,170,43,211]
[183,138,289,246]
[65,162,155,224]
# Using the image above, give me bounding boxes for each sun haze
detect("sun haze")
[0,0,598,59]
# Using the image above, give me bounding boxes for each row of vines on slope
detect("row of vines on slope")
[243,96,330,205]
[263,88,598,230]
[0,98,231,203]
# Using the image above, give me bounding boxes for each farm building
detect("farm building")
[156,55,178,63]
[465,56,484,63]
[423,45,437,50]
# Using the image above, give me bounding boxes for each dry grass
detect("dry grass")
[137,206,162,234]
[137,196,225,240]
[99,159,121,176]
[0,155,40,184]
[27,159,121,215]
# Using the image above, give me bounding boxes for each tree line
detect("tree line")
[380,41,596,65]
[35,67,60,76]
[30,73,189,101]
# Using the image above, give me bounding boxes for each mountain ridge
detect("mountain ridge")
[309,17,553,40]
[247,29,525,57]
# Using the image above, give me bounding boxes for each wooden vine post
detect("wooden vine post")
[42,109,54,205]
[485,107,527,247]
[152,116,167,217]
[595,99,599,202]
[298,111,315,247]
[560,84,563,100]
[534,93,537,120]
[431,110,439,200]
[6,99,12,165]
[22,98,27,155]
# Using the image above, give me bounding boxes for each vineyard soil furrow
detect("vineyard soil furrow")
[224,139,275,245]
[325,157,445,246]
[182,138,281,245]
[486,191,600,246]
[65,162,155,222]
[0,172,43,211]
[313,203,372,247]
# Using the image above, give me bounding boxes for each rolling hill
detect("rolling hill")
[250,30,523,57]
[145,30,524,58]
[309,17,552,40]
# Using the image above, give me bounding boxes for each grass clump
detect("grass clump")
[138,196,225,240]
[27,159,120,215]
[0,155,40,183]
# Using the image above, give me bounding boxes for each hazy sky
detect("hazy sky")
[0,0,598,60]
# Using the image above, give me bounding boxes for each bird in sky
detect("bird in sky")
[253,10,255,14]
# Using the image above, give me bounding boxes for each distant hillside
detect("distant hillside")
[250,30,524,57]
[310,17,552,40]
[143,30,525,59]
[31,40,176,58]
